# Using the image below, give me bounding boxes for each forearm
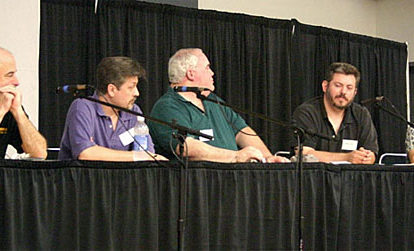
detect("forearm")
[78,145,157,161]
[176,137,237,162]
[0,107,9,124]
[13,108,47,159]
[408,150,414,163]
[235,127,273,157]
[303,147,375,164]
[0,113,5,124]
[303,148,349,163]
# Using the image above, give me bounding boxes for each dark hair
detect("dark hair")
[325,62,360,87]
[96,56,146,95]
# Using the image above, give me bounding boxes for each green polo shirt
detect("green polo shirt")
[148,87,248,159]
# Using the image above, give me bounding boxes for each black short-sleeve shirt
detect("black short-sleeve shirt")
[0,112,23,158]
[292,96,379,155]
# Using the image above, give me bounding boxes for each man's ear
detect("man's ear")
[322,80,328,93]
[107,83,117,97]
[186,69,195,81]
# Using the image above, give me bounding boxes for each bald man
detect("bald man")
[0,47,47,158]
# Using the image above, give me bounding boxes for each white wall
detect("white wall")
[199,0,414,62]
[0,0,412,131]
[0,0,40,127]
[376,0,414,60]
[199,0,378,37]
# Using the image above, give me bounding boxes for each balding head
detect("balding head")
[0,47,13,58]
[0,47,18,87]
[0,47,14,66]
[168,48,203,84]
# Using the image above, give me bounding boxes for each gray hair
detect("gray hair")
[168,48,202,83]
[325,62,361,87]
[96,56,146,95]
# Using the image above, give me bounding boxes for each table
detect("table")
[1,160,413,249]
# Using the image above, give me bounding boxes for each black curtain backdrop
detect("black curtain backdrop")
[2,160,414,250]
[410,63,414,122]
[291,21,408,154]
[39,0,407,156]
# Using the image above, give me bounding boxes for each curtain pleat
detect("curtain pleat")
[2,161,414,249]
[291,21,407,153]
[35,0,411,249]
[39,0,407,155]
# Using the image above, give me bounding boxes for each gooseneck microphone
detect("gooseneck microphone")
[56,84,94,94]
[173,86,211,92]
[360,96,384,106]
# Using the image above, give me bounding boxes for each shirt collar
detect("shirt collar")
[167,86,214,100]
[92,92,107,117]
[92,91,135,121]
[319,96,353,124]
[167,86,189,103]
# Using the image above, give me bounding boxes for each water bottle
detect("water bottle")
[132,116,149,151]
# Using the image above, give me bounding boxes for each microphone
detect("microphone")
[56,84,94,94]
[173,86,211,92]
[360,96,384,106]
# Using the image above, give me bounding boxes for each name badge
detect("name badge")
[341,139,358,151]
[119,128,135,146]
[199,129,214,142]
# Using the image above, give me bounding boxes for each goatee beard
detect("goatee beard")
[326,89,352,110]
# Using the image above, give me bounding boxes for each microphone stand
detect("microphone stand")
[195,92,332,141]
[373,102,414,128]
[172,123,189,251]
[295,129,305,250]
[79,95,213,139]
[195,92,333,250]
[74,93,213,251]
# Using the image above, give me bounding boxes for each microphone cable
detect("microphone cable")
[383,96,405,118]
[211,93,260,137]
[169,133,189,165]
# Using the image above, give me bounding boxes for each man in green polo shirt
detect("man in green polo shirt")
[148,48,289,163]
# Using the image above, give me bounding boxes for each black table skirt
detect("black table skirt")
[1,160,413,250]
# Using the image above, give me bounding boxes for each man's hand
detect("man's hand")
[265,155,291,163]
[233,146,264,162]
[9,87,22,113]
[153,154,169,161]
[0,85,18,117]
[0,85,47,159]
[348,147,375,164]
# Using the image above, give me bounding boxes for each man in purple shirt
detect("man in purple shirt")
[58,56,167,161]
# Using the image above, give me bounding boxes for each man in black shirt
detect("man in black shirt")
[0,47,47,158]
[292,62,378,164]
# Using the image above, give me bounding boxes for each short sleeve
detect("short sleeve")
[63,100,97,159]
[405,127,414,152]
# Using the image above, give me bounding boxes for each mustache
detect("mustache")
[335,94,348,101]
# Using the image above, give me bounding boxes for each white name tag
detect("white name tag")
[199,129,214,142]
[119,128,135,146]
[341,139,358,151]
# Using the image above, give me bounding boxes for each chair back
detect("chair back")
[378,153,408,165]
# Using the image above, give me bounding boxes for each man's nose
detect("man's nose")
[134,87,139,97]
[11,76,19,87]
[8,75,19,87]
